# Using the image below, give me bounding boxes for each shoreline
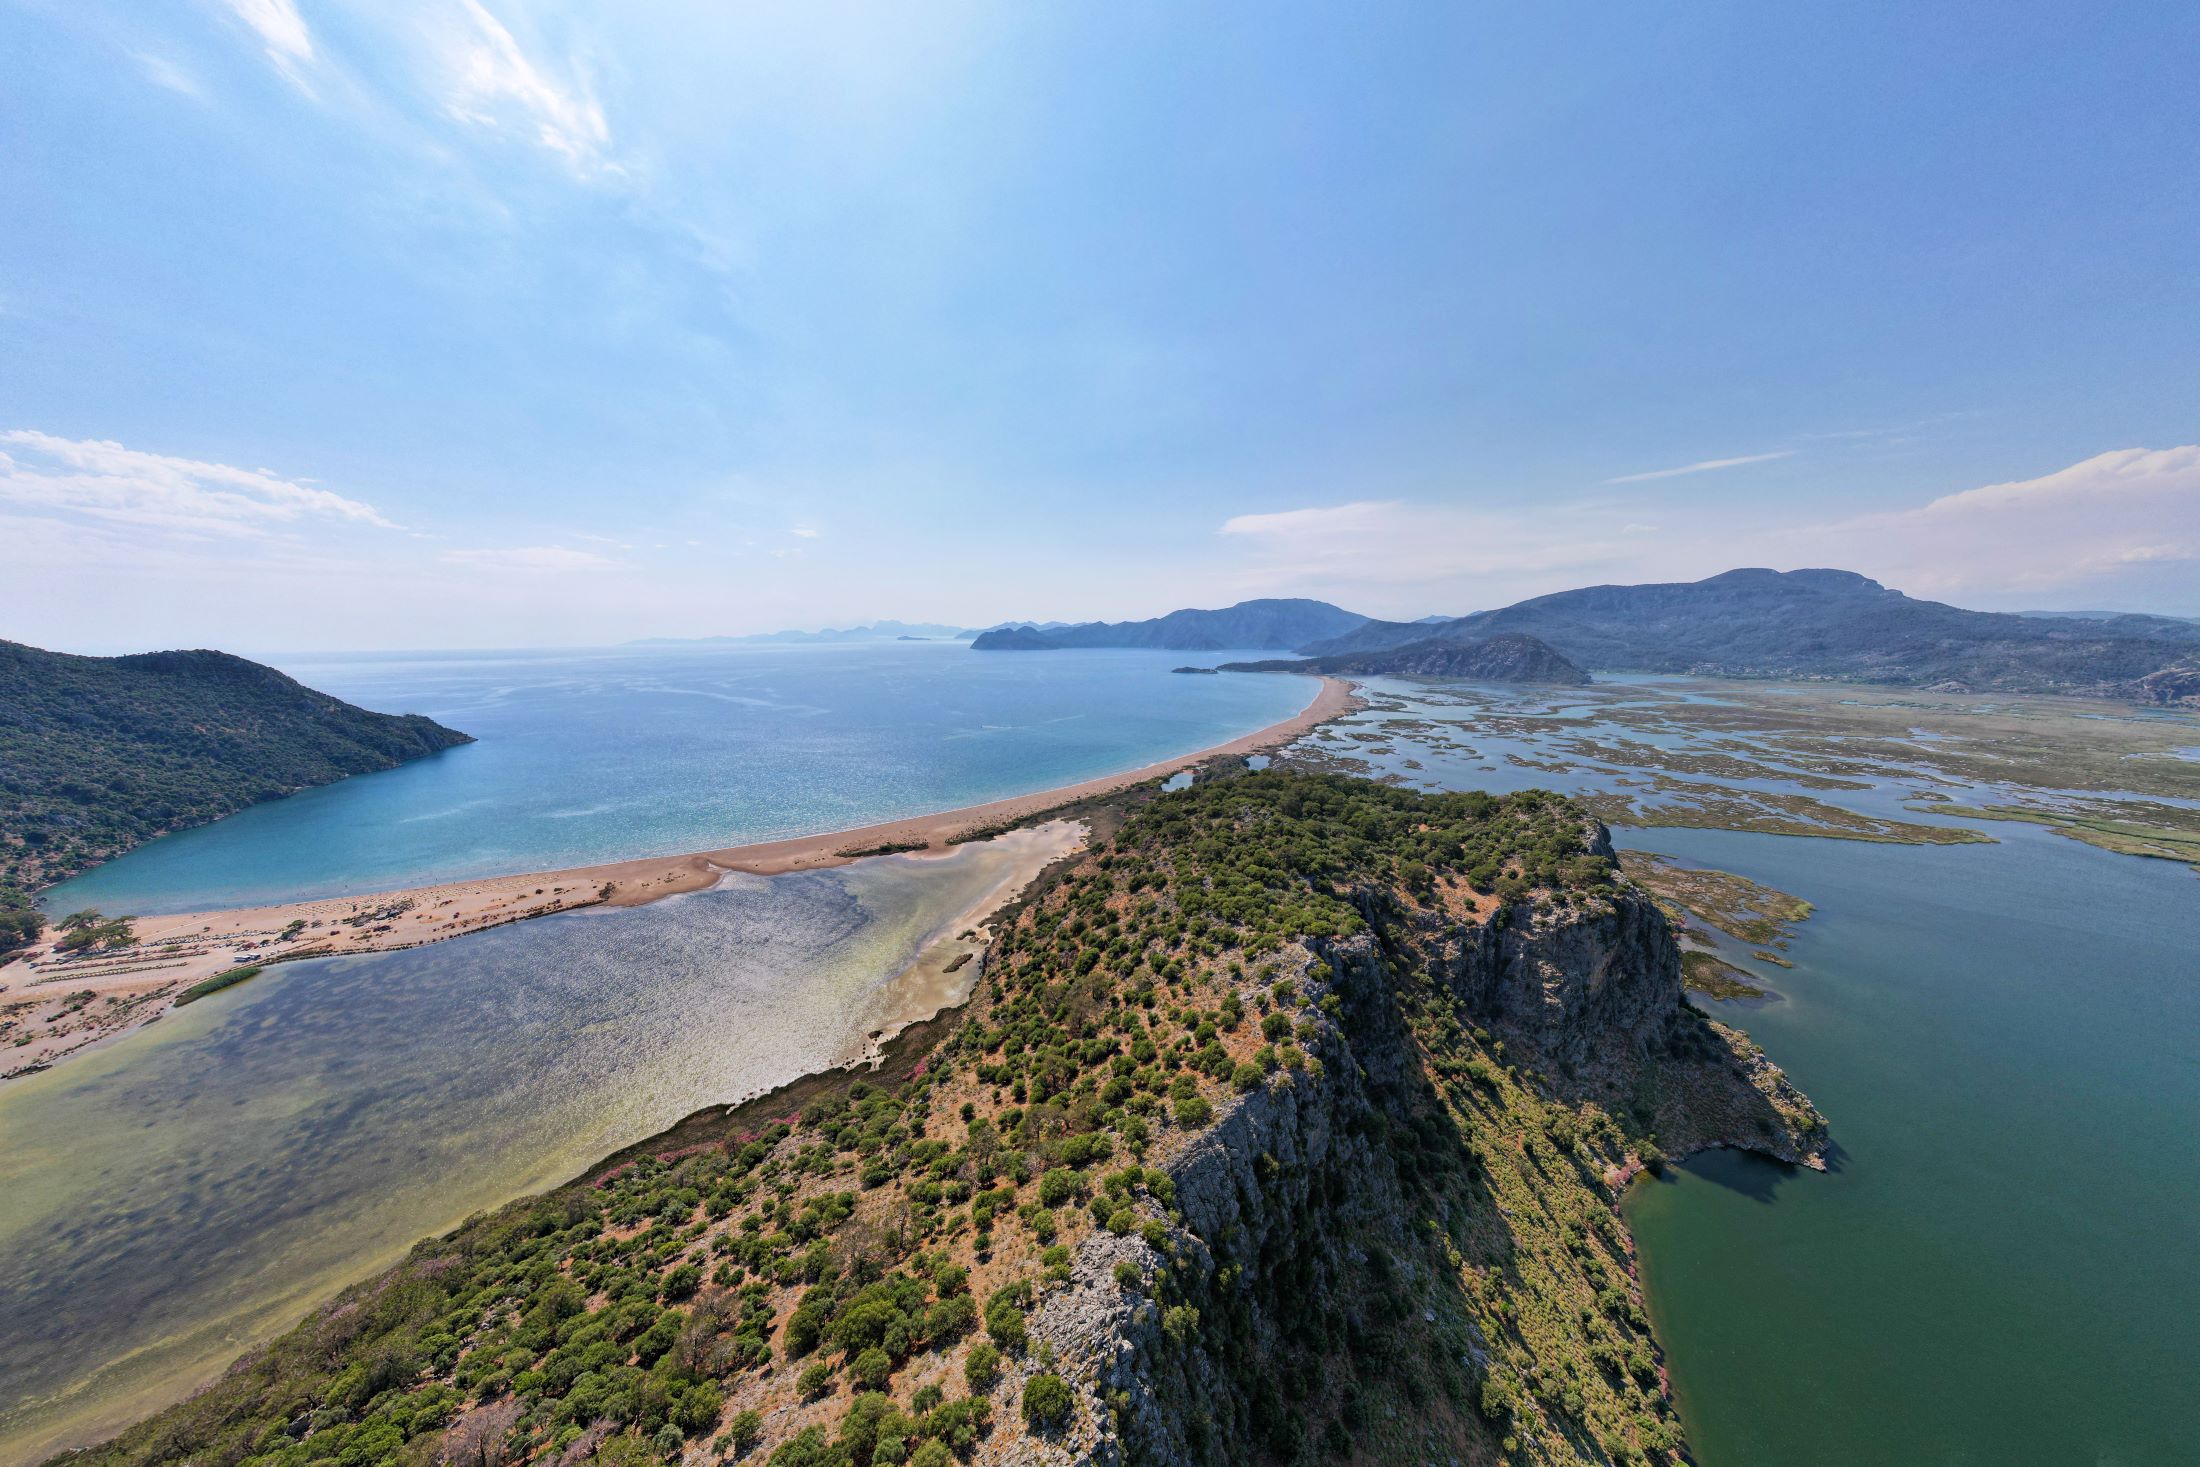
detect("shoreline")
[1,675,1357,1082]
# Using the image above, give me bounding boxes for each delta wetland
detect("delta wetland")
[1280,673,2200,1463]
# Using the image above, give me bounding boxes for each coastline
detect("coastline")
[1,675,1357,1082]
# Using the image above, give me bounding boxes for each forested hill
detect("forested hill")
[1299,569,2200,700]
[0,640,471,900]
[971,599,1368,652]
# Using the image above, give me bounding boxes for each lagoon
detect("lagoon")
[0,830,1068,1464]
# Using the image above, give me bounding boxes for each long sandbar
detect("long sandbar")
[2,675,1355,1080]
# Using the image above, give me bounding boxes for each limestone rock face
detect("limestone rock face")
[1021,848,1825,1464]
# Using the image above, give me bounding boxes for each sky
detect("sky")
[3,1,2198,653]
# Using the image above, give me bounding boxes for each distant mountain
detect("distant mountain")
[0,640,473,900]
[972,626,1061,651]
[1299,569,2200,701]
[1222,633,1590,684]
[634,620,976,646]
[971,598,1369,652]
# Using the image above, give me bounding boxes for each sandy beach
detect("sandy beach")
[1,675,1355,1080]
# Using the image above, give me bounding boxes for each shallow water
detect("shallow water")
[45,643,1313,915]
[1311,678,2200,1465]
[0,831,1063,1463]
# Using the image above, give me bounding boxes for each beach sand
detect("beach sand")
[1,676,1355,1080]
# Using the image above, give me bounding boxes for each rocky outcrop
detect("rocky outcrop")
[1020,849,1824,1465]
[2131,658,2200,706]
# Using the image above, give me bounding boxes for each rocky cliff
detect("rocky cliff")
[1008,825,1822,1466]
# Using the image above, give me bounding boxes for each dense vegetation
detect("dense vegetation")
[0,639,472,901]
[1297,567,2200,698]
[63,771,1804,1467]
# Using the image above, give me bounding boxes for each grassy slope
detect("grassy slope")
[57,771,1818,1467]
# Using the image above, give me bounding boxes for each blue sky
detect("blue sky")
[4,1,2197,651]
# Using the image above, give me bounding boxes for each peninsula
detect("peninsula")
[61,767,1823,1467]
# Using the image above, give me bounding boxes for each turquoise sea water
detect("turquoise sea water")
[45,643,1315,915]
[1307,678,2200,1466]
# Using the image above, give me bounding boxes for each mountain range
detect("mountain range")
[968,598,1371,652]
[974,570,2200,702]
[633,620,981,646]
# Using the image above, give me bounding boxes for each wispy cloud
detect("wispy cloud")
[0,429,396,536]
[134,53,207,99]
[1604,450,1795,485]
[1219,500,1629,607]
[221,0,314,84]
[441,545,617,571]
[440,0,615,176]
[1797,446,2200,596]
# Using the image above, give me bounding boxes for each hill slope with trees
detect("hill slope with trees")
[0,640,472,920]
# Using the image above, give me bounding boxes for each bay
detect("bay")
[45,643,1314,915]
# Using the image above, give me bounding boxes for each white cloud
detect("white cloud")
[1802,446,2200,597]
[441,545,617,571]
[1604,450,1795,485]
[791,525,821,539]
[0,429,396,536]
[1219,500,1629,611]
[220,0,314,83]
[440,0,614,175]
[135,53,206,99]
[1211,446,2200,619]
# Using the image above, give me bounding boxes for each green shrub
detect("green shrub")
[1021,1373,1073,1430]
[724,1409,764,1455]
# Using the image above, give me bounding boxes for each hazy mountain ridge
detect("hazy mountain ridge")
[1298,569,2200,700]
[970,599,1369,653]
[633,621,980,646]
